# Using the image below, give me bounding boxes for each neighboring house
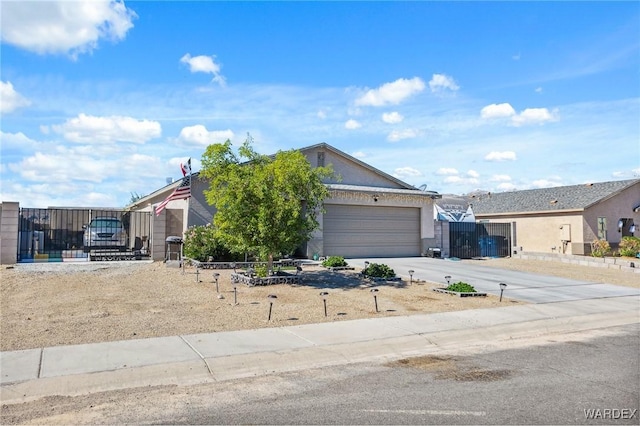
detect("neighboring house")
[128,143,441,259]
[430,195,512,259]
[434,196,475,222]
[468,179,640,256]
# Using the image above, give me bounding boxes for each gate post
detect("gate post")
[151,211,167,261]
[0,202,19,265]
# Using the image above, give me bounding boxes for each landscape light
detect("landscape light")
[233,281,238,305]
[213,272,220,293]
[364,261,370,278]
[320,291,329,317]
[267,294,277,321]
[445,275,451,285]
[499,282,507,302]
[408,270,414,285]
[371,288,379,312]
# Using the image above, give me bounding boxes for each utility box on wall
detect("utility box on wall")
[560,224,571,242]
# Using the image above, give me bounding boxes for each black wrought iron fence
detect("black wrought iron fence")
[17,208,152,262]
[449,222,511,259]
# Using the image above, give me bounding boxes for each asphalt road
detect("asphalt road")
[4,324,636,424]
[349,257,640,303]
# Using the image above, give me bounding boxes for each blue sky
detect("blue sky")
[1,1,639,208]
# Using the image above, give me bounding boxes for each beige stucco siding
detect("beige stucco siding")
[480,214,583,254]
[303,146,406,188]
[583,184,640,244]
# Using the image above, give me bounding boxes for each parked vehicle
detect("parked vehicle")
[83,217,128,252]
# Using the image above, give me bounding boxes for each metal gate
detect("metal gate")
[17,208,152,262]
[449,222,511,259]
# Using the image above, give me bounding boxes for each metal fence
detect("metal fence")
[449,222,511,259]
[17,208,152,262]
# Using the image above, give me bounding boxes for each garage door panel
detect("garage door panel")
[323,205,420,258]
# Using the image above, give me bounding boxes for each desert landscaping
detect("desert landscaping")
[1,257,638,352]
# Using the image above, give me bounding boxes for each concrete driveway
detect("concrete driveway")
[348,257,640,304]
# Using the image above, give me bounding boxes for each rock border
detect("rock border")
[433,288,487,297]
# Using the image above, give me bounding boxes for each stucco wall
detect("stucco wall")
[583,183,640,245]
[0,202,19,264]
[480,213,584,255]
[303,146,406,188]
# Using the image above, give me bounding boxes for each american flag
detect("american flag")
[155,160,191,216]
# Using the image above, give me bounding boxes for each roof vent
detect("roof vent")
[585,183,593,187]
[166,177,173,185]
[550,199,558,204]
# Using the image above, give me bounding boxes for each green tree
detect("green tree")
[200,136,333,270]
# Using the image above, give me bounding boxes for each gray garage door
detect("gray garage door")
[323,204,420,258]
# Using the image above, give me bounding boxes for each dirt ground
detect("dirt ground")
[1,257,637,352]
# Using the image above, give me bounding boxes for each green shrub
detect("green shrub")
[322,256,348,267]
[446,282,477,293]
[364,262,395,279]
[183,224,240,262]
[254,264,269,277]
[591,239,611,258]
[619,236,640,258]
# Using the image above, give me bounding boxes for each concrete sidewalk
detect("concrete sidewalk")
[2,295,639,404]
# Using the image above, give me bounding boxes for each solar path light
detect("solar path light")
[233,280,238,305]
[213,273,220,293]
[408,270,414,285]
[499,282,507,302]
[267,294,277,321]
[445,275,451,285]
[371,288,379,313]
[364,261,370,278]
[319,291,329,317]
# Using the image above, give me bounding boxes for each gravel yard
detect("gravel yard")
[1,257,637,352]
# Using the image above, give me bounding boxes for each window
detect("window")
[317,152,325,167]
[597,217,607,240]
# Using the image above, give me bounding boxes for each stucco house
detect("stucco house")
[468,179,640,256]
[128,143,441,259]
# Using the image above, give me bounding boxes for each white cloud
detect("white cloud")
[317,109,327,119]
[467,170,479,178]
[480,103,516,119]
[180,53,226,86]
[387,129,418,142]
[428,73,459,93]
[0,131,39,149]
[443,175,479,185]
[355,77,425,107]
[177,125,234,146]
[490,174,512,182]
[512,108,558,126]
[393,167,422,179]
[512,53,521,61]
[351,151,366,159]
[382,111,404,124]
[0,0,136,58]
[345,119,362,129]
[497,182,517,191]
[531,178,563,188]
[535,87,543,93]
[436,167,459,176]
[0,81,31,113]
[52,113,161,144]
[484,151,517,162]
[480,103,558,126]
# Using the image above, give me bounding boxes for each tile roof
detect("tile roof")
[469,179,639,215]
